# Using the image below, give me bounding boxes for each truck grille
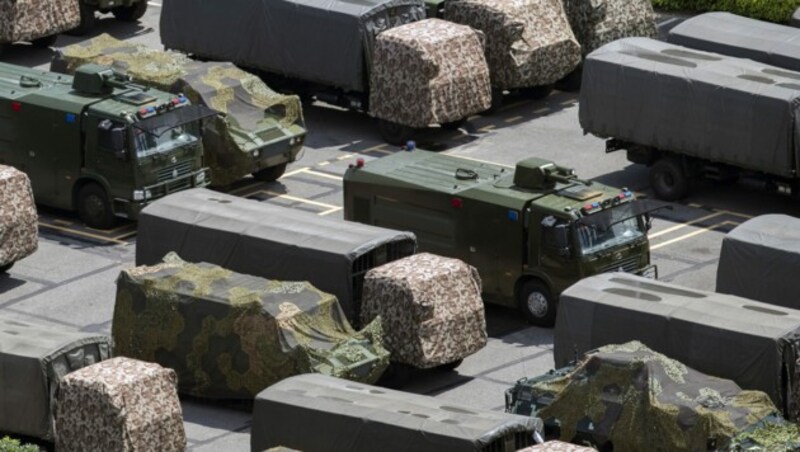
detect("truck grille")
[157,160,193,182]
[480,431,534,452]
[351,240,415,316]
[601,256,640,274]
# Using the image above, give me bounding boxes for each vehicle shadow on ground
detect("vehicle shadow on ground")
[0,276,26,294]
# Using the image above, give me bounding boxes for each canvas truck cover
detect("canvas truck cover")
[251,373,542,452]
[160,0,425,93]
[444,0,581,90]
[532,341,777,451]
[580,38,800,178]
[553,273,800,417]
[517,442,595,451]
[0,315,111,440]
[668,12,800,74]
[0,165,37,268]
[717,214,800,309]
[0,0,80,43]
[114,254,390,398]
[360,253,487,368]
[51,34,305,186]
[562,0,656,57]
[136,188,416,321]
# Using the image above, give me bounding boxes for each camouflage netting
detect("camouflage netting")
[533,341,778,451]
[369,18,492,128]
[53,34,304,186]
[729,416,800,451]
[517,441,596,451]
[113,253,390,399]
[0,0,79,43]
[561,0,656,57]
[444,0,581,90]
[0,165,37,268]
[361,253,487,368]
[55,357,186,452]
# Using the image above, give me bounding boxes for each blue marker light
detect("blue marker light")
[507,210,519,222]
[65,113,76,124]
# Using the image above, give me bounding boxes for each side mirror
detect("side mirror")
[552,224,572,258]
[645,214,653,232]
[110,128,125,153]
[98,119,126,153]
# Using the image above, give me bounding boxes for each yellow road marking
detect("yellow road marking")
[337,154,355,161]
[713,209,753,220]
[113,230,138,241]
[477,124,496,133]
[319,207,343,216]
[649,211,726,239]
[259,191,340,210]
[651,221,739,251]
[317,161,330,167]
[229,181,265,195]
[497,100,526,112]
[38,222,127,245]
[301,168,343,181]
[52,219,73,226]
[504,115,524,123]
[278,166,311,180]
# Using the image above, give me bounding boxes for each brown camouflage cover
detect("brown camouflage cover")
[0,165,37,269]
[518,442,596,451]
[369,18,492,128]
[54,357,186,452]
[113,253,390,399]
[444,0,581,90]
[0,0,80,43]
[360,253,487,368]
[562,0,656,57]
[53,34,305,186]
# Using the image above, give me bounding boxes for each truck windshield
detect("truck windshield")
[576,216,645,256]
[132,124,199,158]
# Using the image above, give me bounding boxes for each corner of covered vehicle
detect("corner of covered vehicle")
[0,0,80,44]
[561,0,656,57]
[0,165,38,270]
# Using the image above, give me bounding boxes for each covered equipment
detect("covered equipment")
[444,0,581,89]
[0,0,80,44]
[136,188,416,321]
[252,373,542,452]
[0,315,111,440]
[361,253,487,368]
[114,253,390,398]
[562,0,656,56]
[0,165,37,271]
[55,357,186,451]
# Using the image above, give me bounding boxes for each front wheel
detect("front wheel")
[378,119,415,146]
[77,183,115,229]
[252,163,287,182]
[66,2,96,36]
[650,157,690,201]
[519,280,556,327]
[112,1,148,21]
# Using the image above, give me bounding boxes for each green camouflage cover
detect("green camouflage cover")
[369,18,492,128]
[113,253,390,399]
[360,253,487,368]
[0,165,37,269]
[444,0,581,90]
[729,416,800,451]
[530,342,777,451]
[562,0,656,57]
[53,34,306,186]
[0,0,80,43]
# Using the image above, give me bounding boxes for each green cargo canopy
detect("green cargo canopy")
[554,273,800,418]
[136,188,416,322]
[252,374,542,452]
[159,0,425,93]
[0,315,111,440]
[580,38,800,178]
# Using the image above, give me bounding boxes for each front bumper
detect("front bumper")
[112,167,210,220]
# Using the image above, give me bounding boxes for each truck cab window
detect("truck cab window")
[97,119,126,152]
[541,216,571,254]
[577,217,645,256]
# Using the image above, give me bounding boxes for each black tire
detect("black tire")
[112,1,148,22]
[77,183,115,229]
[377,363,412,389]
[252,163,288,182]
[66,2,96,36]
[520,84,554,100]
[484,88,504,114]
[0,262,13,275]
[378,119,415,146]
[31,34,58,48]
[556,65,583,92]
[650,157,690,201]
[518,279,556,327]
[438,358,464,371]
[440,119,466,131]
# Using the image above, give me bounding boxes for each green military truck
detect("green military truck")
[344,149,660,326]
[70,0,148,35]
[0,63,214,229]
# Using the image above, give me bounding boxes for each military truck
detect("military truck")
[69,0,148,36]
[0,165,37,275]
[0,0,80,54]
[0,63,215,229]
[343,149,661,327]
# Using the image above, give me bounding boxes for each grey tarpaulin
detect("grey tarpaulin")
[668,12,800,73]
[0,315,111,440]
[553,273,800,418]
[579,37,800,177]
[251,374,542,452]
[159,0,425,93]
[135,189,416,321]
[717,214,800,309]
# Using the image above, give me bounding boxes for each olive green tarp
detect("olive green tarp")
[113,253,390,399]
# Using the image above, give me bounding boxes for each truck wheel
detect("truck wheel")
[650,157,690,201]
[31,34,58,48]
[378,119,415,146]
[78,183,115,230]
[378,363,411,389]
[440,119,466,131]
[252,163,287,182]
[67,2,96,36]
[438,358,464,371]
[112,1,148,21]
[0,263,13,275]
[519,280,556,327]
[485,88,504,114]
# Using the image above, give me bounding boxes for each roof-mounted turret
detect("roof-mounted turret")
[513,158,591,190]
[71,64,134,95]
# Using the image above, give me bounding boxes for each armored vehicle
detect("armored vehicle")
[70,0,148,36]
[0,63,214,229]
[581,38,800,201]
[343,149,659,326]
[0,165,37,274]
[0,0,79,54]
[52,34,306,185]
[252,373,543,452]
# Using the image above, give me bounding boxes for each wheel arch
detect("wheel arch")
[72,176,110,211]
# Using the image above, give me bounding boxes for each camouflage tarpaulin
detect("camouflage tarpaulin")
[444,0,581,89]
[52,34,305,186]
[0,315,111,440]
[369,18,492,127]
[0,0,80,43]
[55,357,186,452]
[361,253,487,368]
[0,165,37,268]
[533,342,777,451]
[562,0,656,57]
[113,253,390,399]
[517,442,596,451]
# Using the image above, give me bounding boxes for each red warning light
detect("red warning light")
[451,198,463,208]
[10,102,21,112]
[356,158,365,168]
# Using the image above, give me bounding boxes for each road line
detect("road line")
[52,219,73,226]
[147,1,161,6]
[278,166,311,180]
[337,154,355,161]
[477,124,496,133]
[301,168,343,181]
[113,230,138,241]
[504,115,524,123]
[649,211,727,239]
[317,161,330,167]
[319,207,343,216]
[39,222,127,245]
[651,221,738,251]
[714,209,754,220]
[260,191,340,210]
[228,181,264,195]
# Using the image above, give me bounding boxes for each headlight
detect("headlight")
[132,189,152,201]
[195,172,206,184]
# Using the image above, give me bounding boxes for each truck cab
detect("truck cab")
[343,149,661,326]
[0,63,214,229]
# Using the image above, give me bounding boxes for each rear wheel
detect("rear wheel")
[252,163,288,182]
[378,119,415,146]
[650,157,690,201]
[112,1,148,21]
[67,2,96,36]
[519,280,556,327]
[31,34,58,48]
[0,263,13,275]
[77,183,115,229]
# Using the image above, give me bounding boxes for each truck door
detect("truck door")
[468,203,523,301]
[536,215,579,294]
[84,116,131,200]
